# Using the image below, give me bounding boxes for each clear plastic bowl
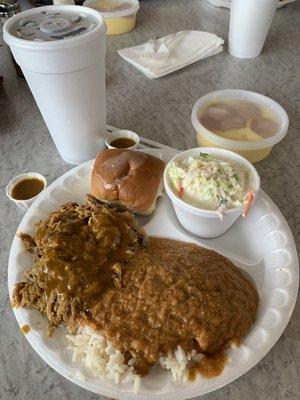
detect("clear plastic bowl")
[83,0,140,35]
[191,89,289,163]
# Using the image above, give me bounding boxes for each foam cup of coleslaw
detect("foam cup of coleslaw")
[164,148,260,238]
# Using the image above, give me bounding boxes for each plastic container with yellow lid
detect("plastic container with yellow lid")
[191,89,289,163]
[83,0,139,35]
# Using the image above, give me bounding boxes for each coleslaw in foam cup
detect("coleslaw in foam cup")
[164,148,260,238]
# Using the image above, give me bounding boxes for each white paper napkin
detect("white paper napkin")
[118,31,224,79]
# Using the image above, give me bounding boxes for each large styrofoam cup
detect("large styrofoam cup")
[3,6,107,165]
[228,0,277,59]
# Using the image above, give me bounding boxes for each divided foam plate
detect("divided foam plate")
[8,150,299,400]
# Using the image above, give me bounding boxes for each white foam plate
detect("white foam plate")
[206,0,295,10]
[8,149,299,400]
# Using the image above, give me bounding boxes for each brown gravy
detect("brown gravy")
[11,178,44,200]
[88,238,258,375]
[110,137,136,148]
[189,351,227,380]
[13,197,258,379]
[21,324,30,334]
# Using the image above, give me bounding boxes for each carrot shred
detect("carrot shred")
[178,185,184,198]
[242,191,255,217]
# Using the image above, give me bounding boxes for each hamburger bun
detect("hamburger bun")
[91,149,165,215]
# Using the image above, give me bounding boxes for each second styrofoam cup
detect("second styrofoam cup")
[228,0,277,59]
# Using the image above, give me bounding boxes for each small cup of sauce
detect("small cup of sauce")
[6,172,47,212]
[105,130,139,150]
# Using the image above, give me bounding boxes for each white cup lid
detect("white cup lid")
[3,5,106,47]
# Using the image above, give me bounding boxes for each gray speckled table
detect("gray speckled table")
[1,1,299,399]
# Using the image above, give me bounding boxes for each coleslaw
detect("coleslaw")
[167,152,250,217]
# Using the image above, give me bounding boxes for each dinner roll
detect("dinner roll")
[91,149,165,215]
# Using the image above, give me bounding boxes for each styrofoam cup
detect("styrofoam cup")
[164,148,260,238]
[228,0,277,58]
[3,6,107,165]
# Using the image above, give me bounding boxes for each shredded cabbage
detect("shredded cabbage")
[168,153,248,211]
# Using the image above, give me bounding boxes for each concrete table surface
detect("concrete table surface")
[0,1,299,399]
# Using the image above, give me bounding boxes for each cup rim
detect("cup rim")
[164,147,261,217]
[105,130,140,150]
[6,172,47,203]
[3,5,107,50]
[191,89,289,151]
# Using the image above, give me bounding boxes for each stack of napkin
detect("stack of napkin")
[118,30,224,79]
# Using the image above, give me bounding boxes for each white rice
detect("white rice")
[159,346,204,382]
[66,326,204,393]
